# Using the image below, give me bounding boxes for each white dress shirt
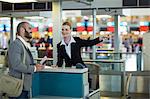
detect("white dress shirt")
[60,36,76,58]
[17,36,31,49]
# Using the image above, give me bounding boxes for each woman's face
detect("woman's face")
[62,25,71,38]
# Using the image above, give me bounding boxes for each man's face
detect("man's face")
[62,25,71,38]
[23,23,32,40]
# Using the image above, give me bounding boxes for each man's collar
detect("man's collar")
[17,36,31,49]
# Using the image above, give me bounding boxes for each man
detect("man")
[56,22,103,67]
[8,22,44,99]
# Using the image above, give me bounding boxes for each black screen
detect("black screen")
[34,2,46,9]
[14,3,32,10]
[123,0,137,6]
[2,2,12,10]
[139,0,150,6]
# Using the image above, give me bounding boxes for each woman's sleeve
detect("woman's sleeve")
[77,37,102,47]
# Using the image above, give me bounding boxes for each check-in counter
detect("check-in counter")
[32,67,89,99]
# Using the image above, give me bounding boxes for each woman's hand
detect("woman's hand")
[99,37,103,42]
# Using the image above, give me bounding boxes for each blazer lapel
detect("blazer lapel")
[61,45,71,59]
[71,43,76,59]
[19,40,34,64]
[24,45,34,64]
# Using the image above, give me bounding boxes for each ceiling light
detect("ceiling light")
[0,0,37,3]
[24,16,44,20]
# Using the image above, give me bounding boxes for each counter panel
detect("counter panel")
[32,68,89,98]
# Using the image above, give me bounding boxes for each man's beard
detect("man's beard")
[25,32,32,39]
[24,29,32,40]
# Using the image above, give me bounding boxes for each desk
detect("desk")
[32,67,89,99]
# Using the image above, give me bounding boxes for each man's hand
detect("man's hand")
[35,64,44,71]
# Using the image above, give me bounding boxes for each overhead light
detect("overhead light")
[0,0,37,3]
[24,16,44,20]
[96,15,111,18]
[0,17,10,20]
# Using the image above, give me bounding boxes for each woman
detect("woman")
[56,22,103,67]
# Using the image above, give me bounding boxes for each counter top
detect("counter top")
[84,59,125,63]
[34,58,53,61]
[33,58,125,63]
[39,66,88,74]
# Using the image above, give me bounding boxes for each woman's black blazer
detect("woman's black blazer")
[56,37,102,67]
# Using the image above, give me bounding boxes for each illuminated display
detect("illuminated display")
[0,24,4,32]
[77,26,85,32]
[87,26,93,32]
[32,27,38,32]
[4,24,10,32]
[48,27,52,32]
[140,26,149,32]
[107,26,114,32]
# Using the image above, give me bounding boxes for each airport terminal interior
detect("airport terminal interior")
[0,0,150,99]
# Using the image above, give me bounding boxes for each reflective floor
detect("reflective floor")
[32,96,149,99]
[101,97,120,99]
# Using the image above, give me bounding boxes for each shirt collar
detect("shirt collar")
[17,36,31,49]
[60,36,76,46]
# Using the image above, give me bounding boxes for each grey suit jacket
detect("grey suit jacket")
[8,38,35,91]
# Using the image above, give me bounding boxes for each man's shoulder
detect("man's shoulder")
[12,39,20,44]
[9,39,22,48]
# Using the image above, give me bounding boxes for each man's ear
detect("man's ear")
[18,27,25,36]
[20,27,25,33]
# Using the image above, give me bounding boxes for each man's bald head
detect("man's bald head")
[16,22,32,41]
[17,22,29,35]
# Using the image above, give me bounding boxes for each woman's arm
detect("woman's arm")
[76,37,103,47]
